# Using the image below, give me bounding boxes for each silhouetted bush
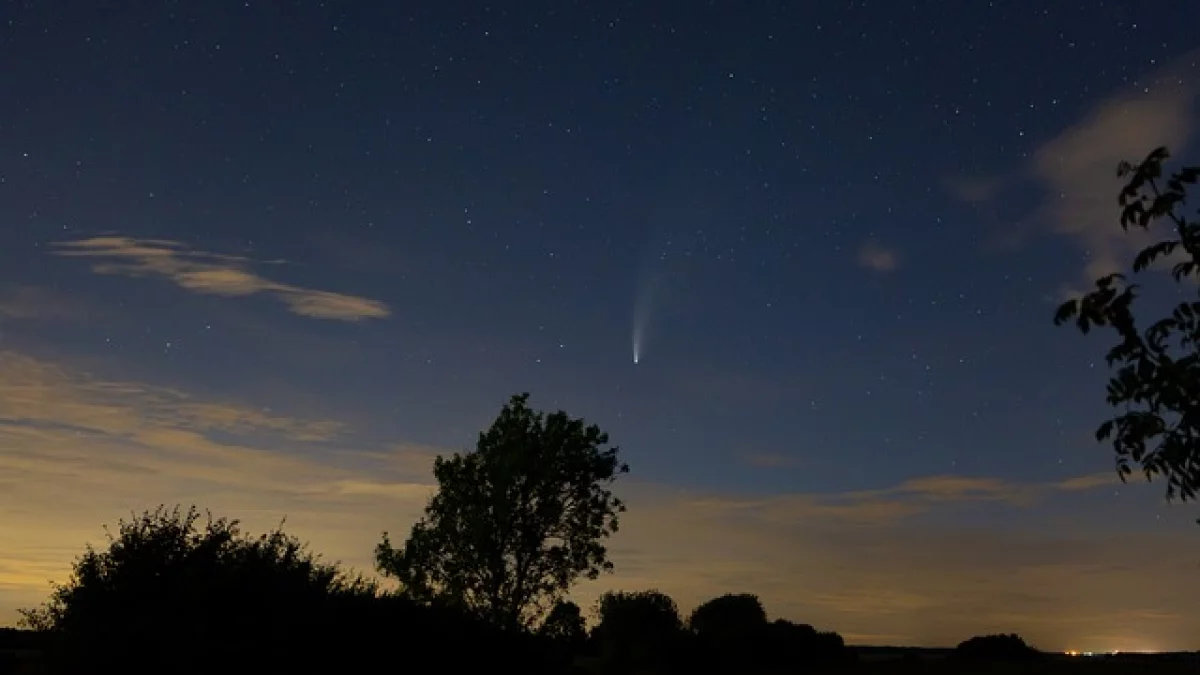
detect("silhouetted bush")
[760,619,851,672]
[688,593,770,671]
[591,589,687,672]
[539,599,588,668]
[20,505,553,675]
[952,633,1041,661]
[588,590,851,675]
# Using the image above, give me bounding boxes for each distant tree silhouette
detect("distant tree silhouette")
[376,392,629,630]
[688,593,769,671]
[688,592,768,637]
[759,619,849,672]
[1054,147,1200,507]
[19,505,554,675]
[952,633,1041,661]
[539,598,587,646]
[671,594,849,674]
[537,598,588,668]
[591,589,685,672]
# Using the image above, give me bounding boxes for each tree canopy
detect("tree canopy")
[688,592,768,639]
[953,633,1041,661]
[1054,146,1200,505]
[538,598,587,646]
[375,392,628,630]
[591,589,685,671]
[19,506,377,674]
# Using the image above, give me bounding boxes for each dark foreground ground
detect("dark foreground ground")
[819,662,1199,675]
[572,650,1200,675]
[807,649,1200,675]
[3,648,1198,674]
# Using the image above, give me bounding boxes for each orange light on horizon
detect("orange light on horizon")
[1065,647,1165,657]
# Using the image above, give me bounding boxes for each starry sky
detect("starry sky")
[2,0,1200,652]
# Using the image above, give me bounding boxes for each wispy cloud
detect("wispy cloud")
[0,350,1192,651]
[857,239,900,272]
[741,451,803,468]
[949,49,1200,292]
[866,474,1039,506]
[0,286,90,322]
[1031,52,1198,287]
[1054,472,1117,492]
[662,471,1109,530]
[944,174,1010,204]
[52,236,390,322]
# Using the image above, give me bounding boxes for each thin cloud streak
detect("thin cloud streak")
[52,236,391,322]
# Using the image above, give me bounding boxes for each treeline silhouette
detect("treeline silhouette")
[6,507,865,675]
[2,506,1052,675]
[13,507,551,674]
[3,394,1075,673]
[588,590,851,674]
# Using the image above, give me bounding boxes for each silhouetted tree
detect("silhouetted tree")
[18,506,376,674]
[540,598,587,645]
[688,592,768,638]
[688,593,769,671]
[591,589,685,672]
[762,619,850,671]
[376,393,628,630]
[952,633,1041,661]
[538,599,588,668]
[1054,147,1200,506]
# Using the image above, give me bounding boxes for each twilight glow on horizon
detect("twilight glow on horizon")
[1,1,1199,653]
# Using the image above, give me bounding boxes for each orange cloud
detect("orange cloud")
[741,451,802,468]
[1055,473,1117,491]
[858,239,900,272]
[52,236,390,321]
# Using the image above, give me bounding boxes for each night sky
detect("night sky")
[2,1,1200,652]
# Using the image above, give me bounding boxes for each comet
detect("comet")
[631,274,658,365]
[630,218,696,366]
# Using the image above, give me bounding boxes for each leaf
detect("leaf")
[1132,240,1179,273]
[1053,299,1079,325]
